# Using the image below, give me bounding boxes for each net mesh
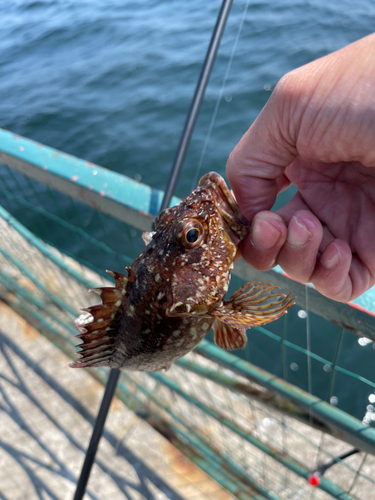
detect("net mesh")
[0,162,375,499]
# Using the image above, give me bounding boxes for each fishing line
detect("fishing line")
[305,283,313,428]
[192,0,252,190]
[305,285,312,393]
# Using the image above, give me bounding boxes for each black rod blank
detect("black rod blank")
[73,369,120,500]
[73,1,233,498]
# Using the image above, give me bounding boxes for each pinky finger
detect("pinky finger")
[311,240,353,302]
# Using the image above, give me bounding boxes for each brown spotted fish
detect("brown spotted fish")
[70,172,294,371]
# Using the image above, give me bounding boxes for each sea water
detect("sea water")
[1,0,373,197]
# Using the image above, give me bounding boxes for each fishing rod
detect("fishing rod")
[73,1,234,498]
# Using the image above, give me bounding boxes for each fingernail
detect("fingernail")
[287,216,313,247]
[251,215,282,251]
[320,243,340,269]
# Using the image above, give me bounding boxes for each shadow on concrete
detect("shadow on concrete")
[0,329,185,500]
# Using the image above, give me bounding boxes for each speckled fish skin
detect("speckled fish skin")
[71,172,295,371]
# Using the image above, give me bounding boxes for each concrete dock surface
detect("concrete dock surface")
[0,301,233,500]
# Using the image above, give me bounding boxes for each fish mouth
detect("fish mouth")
[198,172,250,244]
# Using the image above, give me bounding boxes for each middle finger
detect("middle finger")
[277,210,323,283]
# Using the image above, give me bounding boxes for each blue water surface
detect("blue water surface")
[1,0,374,196]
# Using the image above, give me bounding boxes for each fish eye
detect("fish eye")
[185,228,200,244]
[175,219,205,249]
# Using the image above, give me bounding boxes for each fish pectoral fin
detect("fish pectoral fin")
[211,281,295,330]
[212,318,247,350]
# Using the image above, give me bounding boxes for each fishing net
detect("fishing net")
[1,154,375,500]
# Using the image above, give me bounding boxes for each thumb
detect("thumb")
[226,82,299,222]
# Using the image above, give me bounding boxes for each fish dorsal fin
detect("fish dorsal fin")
[213,318,247,350]
[69,268,135,368]
[210,281,295,331]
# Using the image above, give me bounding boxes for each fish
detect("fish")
[70,172,295,371]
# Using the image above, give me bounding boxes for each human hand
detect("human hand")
[227,34,375,302]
